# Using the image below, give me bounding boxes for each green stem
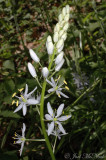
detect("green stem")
[26,139,45,142]
[40,48,56,160]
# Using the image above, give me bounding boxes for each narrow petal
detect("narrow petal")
[45,114,53,120]
[56,104,64,118]
[55,58,65,71]
[57,115,71,121]
[27,87,37,97]
[16,139,22,144]
[20,141,25,156]
[48,88,55,93]
[24,84,28,96]
[56,121,66,134]
[51,77,56,85]
[22,104,27,116]
[47,102,54,117]
[22,123,26,137]
[58,91,69,98]
[46,79,54,87]
[14,103,23,113]
[27,99,39,105]
[48,122,54,136]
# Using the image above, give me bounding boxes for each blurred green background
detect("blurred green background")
[0,0,106,160]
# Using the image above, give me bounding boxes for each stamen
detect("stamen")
[21,95,24,99]
[63,111,64,114]
[16,100,19,106]
[18,88,24,92]
[12,100,15,105]
[55,75,61,81]
[14,141,16,144]
[64,80,67,85]
[58,93,61,97]
[66,115,68,117]
[65,86,69,90]
[12,92,16,98]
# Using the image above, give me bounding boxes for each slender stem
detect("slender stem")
[35,77,42,88]
[53,136,57,153]
[40,48,56,160]
[26,139,45,141]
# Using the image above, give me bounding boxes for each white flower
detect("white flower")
[64,14,70,22]
[45,102,71,136]
[56,39,64,49]
[47,35,52,43]
[55,58,65,71]
[54,23,60,32]
[62,7,66,16]
[66,5,70,14]
[13,123,26,156]
[59,30,64,38]
[57,44,64,53]
[61,32,67,41]
[14,84,39,116]
[53,32,59,43]
[50,127,67,139]
[42,67,49,78]
[58,14,63,22]
[29,49,40,63]
[46,41,54,55]
[46,77,69,98]
[55,51,64,65]
[28,63,37,78]
[63,22,69,31]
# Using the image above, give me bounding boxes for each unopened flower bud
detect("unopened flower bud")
[58,14,63,22]
[62,7,66,16]
[56,39,64,49]
[63,22,69,31]
[46,42,54,55]
[59,30,64,37]
[66,5,70,14]
[61,32,67,41]
[55,51,64,65]
[42,67,49,78]
[28,63,37,78]
[47,35,52,43]
[53,32,58,42]
[55,58,65,71]
[29,49,40,63]
[64,14,70,21]
[54,23,60,32]
[58,44,64,53]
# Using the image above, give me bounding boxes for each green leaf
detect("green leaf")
[3,60,15,70]
[0,111,21,118]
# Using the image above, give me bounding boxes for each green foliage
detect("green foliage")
[0,0,106,160]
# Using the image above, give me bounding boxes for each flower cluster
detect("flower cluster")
[45,102,71,139]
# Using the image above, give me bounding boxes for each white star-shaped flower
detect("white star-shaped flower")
[45,102,71,136]
[13,123,26,156]
[13,84,39,116]
[46,77,69,98]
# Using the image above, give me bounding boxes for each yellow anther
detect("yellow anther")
[64,80,67,85]
[58,75,61,79]
[65,86,69,90]
[15,132,16,136]
[12,100,15,105]
[12,92,16,98]
[21,95,24,100]
[14,141,15,144]
[58,93,61,97]
[18,88,24,92]
[55,108,56,111]
[67,115,68,117]
[63,111,64,114]
[16,100,19,106]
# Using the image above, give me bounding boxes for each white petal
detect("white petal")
[45,114,53,120]
[29,49,40,63]
[58,91,69,98]
[20,141,25,156]
[27,87,37,97]
[48,122,54,136]
[23,104,27,116]
[56,39,64,49]
[56,103,64,118]
[53,32,58,43]
[56,121,66,134]
[28,63,37,77]
[62,7,66,16]
[63,22,69,31]
[46,79,54,87]
[48,88,55,93]
[47,35,52,43]
[57,115,71,121]
[16,139,22,144]
[61,32,67,41]
[42,67,49,78]
[66,5,70,14]
[22,123,26,136]
[55,51,64,65]
[24,84,28,96]
[47,102,54,117]
[55,58,65,71]
[64,14,70,22]
[14,103,23,113]
[57,44,64,53]
[27,99,39,105]
[46,41,54,55]
[51,77,56,85]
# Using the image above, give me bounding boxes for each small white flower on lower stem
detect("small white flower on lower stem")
[28,63,37,78]
[29,49,40,63]
[55,51,64,65]
[55,58,65,71]
[13,123,26,156]
[50,127,68,140]
[13,84,39,116]
[42,67,49,78]
[46,77,69,98]
[45,102,71,136]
